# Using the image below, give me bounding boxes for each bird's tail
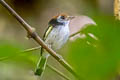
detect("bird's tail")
[34,51,49,76]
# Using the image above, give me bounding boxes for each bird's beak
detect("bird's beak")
[67,16,75,20]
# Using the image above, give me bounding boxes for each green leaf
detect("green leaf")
[67,16,120,80]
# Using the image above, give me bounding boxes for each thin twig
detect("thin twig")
[69,31,80,38]
[0,46,41,61]
[47,64,71,80]
[0,0,80,79]
[21,46,41,53]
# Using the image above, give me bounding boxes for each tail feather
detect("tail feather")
[35,52,49,76]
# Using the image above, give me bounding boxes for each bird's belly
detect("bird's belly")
[45,26,69,51]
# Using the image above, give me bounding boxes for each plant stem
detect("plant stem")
[47,64,71,80]
[21,46,41,53]
[0,0,80,79]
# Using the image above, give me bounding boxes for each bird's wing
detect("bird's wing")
[36,25,53,76]
[43,25,53,41]
[41,25,53,55]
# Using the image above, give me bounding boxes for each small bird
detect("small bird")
[35,13,75,77]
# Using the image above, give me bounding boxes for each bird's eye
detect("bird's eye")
[61,16,65,19]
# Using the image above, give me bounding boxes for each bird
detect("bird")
[34,13,75,77]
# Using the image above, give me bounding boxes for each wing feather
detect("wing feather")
[41,25,53,55]
[43,25,53,41]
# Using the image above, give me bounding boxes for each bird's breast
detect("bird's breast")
[45,25,69,51]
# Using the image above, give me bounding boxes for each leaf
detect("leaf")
[67,16,120,80]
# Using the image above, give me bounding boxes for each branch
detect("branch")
[16,32,81,53]
[0,0,80,79]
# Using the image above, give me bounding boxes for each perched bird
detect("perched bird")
[35,14,75,77]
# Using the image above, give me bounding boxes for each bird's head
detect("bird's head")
[49,14,75,26]
[56,14,75,23]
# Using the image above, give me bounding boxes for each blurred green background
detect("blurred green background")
[0,0,119,80]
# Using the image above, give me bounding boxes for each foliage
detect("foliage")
[67,16,120,80]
